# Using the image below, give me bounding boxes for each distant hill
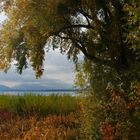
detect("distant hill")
[0,83,74,92]
[12,84,74,91]
[0,85,11,91]
[12,84,48,91]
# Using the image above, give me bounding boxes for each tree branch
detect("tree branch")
[77,8,93,20]
[51,24,94,36]
[57,34,72,40]
[77,39,113,67]
[58,30,114,68]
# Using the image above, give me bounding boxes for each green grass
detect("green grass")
[0,94,79,117]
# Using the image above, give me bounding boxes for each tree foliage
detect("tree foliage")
[75,59,140,139]
[0,0,140,138]
[0,0,139,78]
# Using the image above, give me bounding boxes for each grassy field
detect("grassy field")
[0,94,81,139]
[0,94,79,116]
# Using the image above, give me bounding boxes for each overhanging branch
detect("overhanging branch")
[51,24,94,36]
[57,31,114,68]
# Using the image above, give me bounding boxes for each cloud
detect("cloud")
[0,14,83,89]
[0,49,75,89]
[0,12,7,27]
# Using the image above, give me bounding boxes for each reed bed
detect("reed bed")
[0,94,80,139]
[0,94,79,117]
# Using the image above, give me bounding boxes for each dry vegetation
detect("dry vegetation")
[0,113,79,140]
[0,94,80,140]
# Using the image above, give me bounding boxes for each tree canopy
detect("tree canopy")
[0,0,140,78]
[0,1,140,138]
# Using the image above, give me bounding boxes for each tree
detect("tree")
[0,0,140,138]
[0,0,139,78]
[75,59,140,139]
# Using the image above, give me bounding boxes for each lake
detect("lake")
[0,90,78,96]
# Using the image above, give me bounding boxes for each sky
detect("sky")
[0,13,79,89]
[0,49,75,89]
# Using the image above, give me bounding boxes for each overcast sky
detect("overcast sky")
[0,49,75,89]
[0,13,78,89]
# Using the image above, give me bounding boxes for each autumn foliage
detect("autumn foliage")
[0,94,80,139]
[0,113,79,140]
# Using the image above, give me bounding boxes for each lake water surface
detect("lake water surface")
[0,90,77,96]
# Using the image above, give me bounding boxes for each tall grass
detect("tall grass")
[0,94,79,117]
[0,94,81,139]
[0,113,80,139]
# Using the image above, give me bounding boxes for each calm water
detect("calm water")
[0,90,77,96]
